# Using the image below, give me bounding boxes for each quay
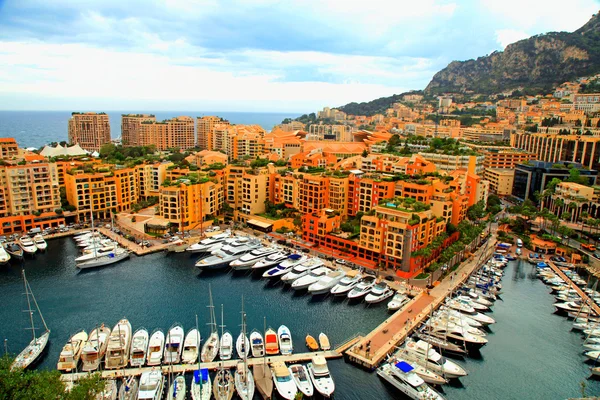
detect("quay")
[345,234,497,370]
[546,260,600,316]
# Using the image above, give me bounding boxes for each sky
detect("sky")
[0,0,598,113]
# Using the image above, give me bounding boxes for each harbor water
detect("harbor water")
[0,238,599,399]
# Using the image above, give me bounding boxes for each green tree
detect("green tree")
[361,149,369,158]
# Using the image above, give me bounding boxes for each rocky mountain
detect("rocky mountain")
[425,12,600,94]
[337,91,422,117]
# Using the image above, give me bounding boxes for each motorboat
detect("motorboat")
[234,361,255,400]
[18,235,37,255]
[377,361,445,400]
[196,238,261,270]
[347,277,377,300]
[57,330,88,372]
[253,362,273,400]
[76,247,130,269]
[291,266,331,290]
[585,351,600,362]
[306,334,319,351]
[0,243,11,264]
[250,330,265,358]
[81,324,111,372]
[166,375,186,400]
[445,298,476,314]
[236,332,250,359]
[191,369,212,400]
[278,325,293,355]
[460,310,496,325]
[330,272,362,296]
[220,331,233,360]
[289,364,314,397]
[74,230,91,238]
[75,246,121,263]
[129,327,149,367]
[426,323,488,350]
[262,254,306,279]
[230,246,279,270]
[319,333,331,350]
[213,368,235,400]
[365,282,395,304]
[97,379,117,400]
[427,318,486,337]
[554,301,590,314]
[117,376,138,400]
[252,251,289,270]
[82,239,115,252]
[308,269,346,295]
[412,331,467,356]
[438,308,483,328]
[401,340,468,378]
[455,296,489,312]
[307,356,335,397]
[281,258,324,284]
[186,231,231,254]
[387,293,410,311]
[265,327,279,355]
[146,329,165,366]
[105,318,132,369]
[271,362,298,400]
[137,370,165,400]
[182,328,201,364]
[4,242,23,260]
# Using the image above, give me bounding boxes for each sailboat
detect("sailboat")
[253,316,274,400]
[235,312,255,400]
[76,210,129,269]
[213,365,235,400]
[219,304,233,361]
[191,315,212,400]
[11,270,50,370]
[201,285,219,362]
[236,296,250,359]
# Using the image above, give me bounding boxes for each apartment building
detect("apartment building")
[230,128,265,161]
[159,180,223,229]
[0,138,19,159]
[348,175,395,216]
[139,116,195,151]
[135,162,172,199]
[548,181,600,223]
[197,116,228,150]
[239,169,271,217]
[483,149,535,169]
[484,168,515,196]
[0,163,61,217]
[121,114,156,146]
[418,152,484,175]
[186,150,228,167]
[273,173,299,209]
[298,175,329,214]
[68,112,111,152]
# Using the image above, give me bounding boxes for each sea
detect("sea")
[0,111,301,149]
[0,239,599,399]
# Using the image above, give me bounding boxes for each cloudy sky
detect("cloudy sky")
[0,0,598,112]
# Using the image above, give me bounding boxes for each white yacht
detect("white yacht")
[57,330,87,372]
[164,324,185,364]
[427,323,488,350]
[262,254,306,279]
[220,331,233,360]
[387,293,410,311]
[182,328,201,364]
[365,283,395,304]
[231,246,280,270]
[347,277,377,299]
[271,362,298,400]
[235,360,255,400]
[32,234,47,251]
[289,364,314,397]
[401,340,468,378]
[438,308,483,328]
[146,329,165,366]
[236,331,250,359]
[117,376,138,400]
[459,310,496,325]
[76,246,116,263]
[129,327,149,367]
[81,324,111,372]
[330,273,362,296]
[137,370,165,400]
[281,258,324,284]
[105,318,132,369]
[191,369,212,400]
[250,330,265,358]
[292,266,331,290]
[252,251,289,270]
[308,269,345,295]
[278,325,293,355]
[455,296,489,312]
[18,235,37,255]
[196,238,261,270]
[186,231,231,254]
[76,246,130,269]
[307,356,335,397]
[202,286,220,362]
[377,361,445,400]
[166,375,186,400]
[445,298,476,314]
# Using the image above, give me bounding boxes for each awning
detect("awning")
[247,219,273,229]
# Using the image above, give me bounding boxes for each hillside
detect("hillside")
[337,91,423,116]
[425,12,600,94]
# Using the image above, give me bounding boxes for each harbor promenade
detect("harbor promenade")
[345,234,497,370]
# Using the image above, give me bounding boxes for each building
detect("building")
[548,181,600,223]
[484,168,515,196]
[483,149,535,169]
[139,116,195,151]
[573,93,600,112]
[418,152,484,175]
[197,116,229,150]
[0,138,19,159]
[121,114,156,146]
[68,112,111,152]
[135,162,172,199]
[0,163,61,217]
[186,150,228,168]
[512,161,598,201]
[159,179,223,230]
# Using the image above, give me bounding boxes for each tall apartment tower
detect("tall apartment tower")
[68,112,111,152]
[138,116,195,151]
[121,114,156,146]
[197,116,229,150]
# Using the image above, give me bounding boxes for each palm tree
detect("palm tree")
[581,211,590,233]
[568,202,579,224]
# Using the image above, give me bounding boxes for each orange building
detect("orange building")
[483,149,534,169]
[0,163,61,217]
[68,112,111,152]
[197,116,229,150]
[348,174,395,216]
[290,149,337,169]
[139,116,195,150]
[121,114,156,146]
[0,138,19,159]
[159,179,223,230]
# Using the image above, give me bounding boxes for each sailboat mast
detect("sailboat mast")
[90,208,97,259]
[220,304,225,337]
[195,314,202,390]
[243,312,248,392]
[28,279,49,332]
[263,316,266,368]
[22,270,36,341]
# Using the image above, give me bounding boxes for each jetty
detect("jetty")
[546,261,600,316]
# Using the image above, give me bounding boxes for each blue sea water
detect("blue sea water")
[0,111,300,149]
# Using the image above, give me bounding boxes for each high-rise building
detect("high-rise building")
[138,116,195,151]
[0,163,61,217]
[122,114,156,146]
[197,116,229,150]
[68,112,111,152]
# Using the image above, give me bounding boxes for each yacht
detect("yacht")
[281,258,324,284]
[427,318,486,337]
[291,266,331,290]
[137,370,165,400]
[585,351,600,362]
[129,327,149,367]
[196,238,260,270]
[186,231,231,254]
[401,340,468,378]
[377,361,445,400]
[445,298,476,314]
[271,362,298,400]
[236,331,250,359]
[219,331,233,360]
[252,251,289,270]
[202,286,219,362]
[76,246,130,269]
[330,273,362,296]
[455,296,489,312]
[81,324,111,372]
[230,246,279,270]
[250,330,265,358]
[308,269,346,295]
[32,234,47,252]
[146,329,165,366]
[554,301,591,314]
[213,367,235,400]
[4,242,23,260]
[412,332,467,356]
[319,333,331,350]
[57,330,88,372]
[278,325,293,355]
[289,364,314,397]
[459,310,496,325]
[117,376,138,400]
[105,318,132,369]
[75,246,118,263]
[191,369,212,400]
[427,323,488,350]
[307,356,335,397]
[97,379,117,400]
[347,277,377,300]
[438,308,483,328]
[164,324,185,364]
[234,361,255,400]
[265,327,279,355]
[387,293,410,311]
[182,328,201,364]
[18,235,37,255]
[166,375,186,400]
[365,282,395,304]
[262,254,306,279]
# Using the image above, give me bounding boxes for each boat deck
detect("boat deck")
[546,261,600,316]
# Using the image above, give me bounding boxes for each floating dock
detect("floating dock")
[546,261,600,316]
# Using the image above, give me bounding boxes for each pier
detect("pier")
[546,261,600,316]
[345,234,497,370]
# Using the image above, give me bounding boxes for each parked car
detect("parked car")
[384,275,395,282]
[277,239,287,245]
[581,243,596,251]
[335,259,346,265]
[141,241,150,246]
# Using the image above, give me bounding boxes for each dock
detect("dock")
[546,261,600,316]
[345,234,497,370]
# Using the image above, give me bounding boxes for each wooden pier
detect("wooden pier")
[546,261,600,316]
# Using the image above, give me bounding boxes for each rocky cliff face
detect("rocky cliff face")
[425,12,600,94]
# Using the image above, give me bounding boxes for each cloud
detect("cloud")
[495,29,530,49]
